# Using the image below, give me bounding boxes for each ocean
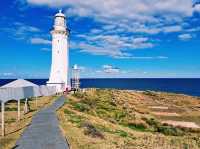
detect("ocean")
[0,78,200,97]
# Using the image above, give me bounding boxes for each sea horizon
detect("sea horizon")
[1,78,200,97]
[0,77,200,79]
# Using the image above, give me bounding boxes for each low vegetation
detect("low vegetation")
[58,89,200,149]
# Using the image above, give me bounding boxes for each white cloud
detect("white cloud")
[156,56,169,59]
[71,33,168,59]
[73,33,155,56]
[41,48,51,51]
[2,72,14,77]
[90,29,102,34]
[162,25,182,33]
[102,65,120,74]
[71,41,129,58]
[178,33,193,40]
[118,56,168,60]
[30,37,51,45]
[73,65,189,78]
[132,37,154,49]
[23,0,199,37]
[0,72,17,78]
[27,0,194,19]
[25,0,188,59]
[0,21,41,40]
[14,22,41,33]
[102,65,113,69]
[26,0,195,28]
[193,4,200,12]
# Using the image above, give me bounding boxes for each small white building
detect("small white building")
[47,10,70,92]
[71,64,80,90]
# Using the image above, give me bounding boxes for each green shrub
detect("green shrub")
[5,107,17,111]
[68,114,84,125]
[115,130,128,137]
[127,122,147,131]
[74,92,85,98]
[144,118,160,128]
[143,117,184,136]
[64,109,74,115]
[96,125,112,133]
[157,126,184,136]
[183,143,190,149]
[96,108,109,117]
[81,122,104,139]
[73,103,90,112]
[0,138,15,148]
[82,97,97,108]
[65,109,85,125]
[6,118,16,124]
[143,90,157,96]
[114,111,127,121]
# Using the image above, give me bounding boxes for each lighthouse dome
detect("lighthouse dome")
[53,10,66,31]
[55,10,65,18]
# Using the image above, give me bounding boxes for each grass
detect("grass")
[157,125,184,136]
[0,96,57,149]
[57,89,200,149]
[114,130,128,138]
[72,90,188,136]
[81,122,104,139]
[126,122,147,132]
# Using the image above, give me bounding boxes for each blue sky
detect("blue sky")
[0,0,200,78]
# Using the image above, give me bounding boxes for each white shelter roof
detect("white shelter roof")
[1,79,38,88]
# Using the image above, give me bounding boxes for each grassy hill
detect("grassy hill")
[57,89,200,149]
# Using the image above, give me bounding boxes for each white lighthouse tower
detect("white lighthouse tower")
[47,10,69,92]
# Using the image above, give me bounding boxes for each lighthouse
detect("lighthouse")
[47,10,69,92]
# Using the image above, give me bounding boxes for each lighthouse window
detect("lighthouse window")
[58,40,59,43]
[57,50,59,54]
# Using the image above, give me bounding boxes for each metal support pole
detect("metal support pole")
[17,100,20,121]
[24,98,28,114]
[35,97,38,108]
[1,102,5,137]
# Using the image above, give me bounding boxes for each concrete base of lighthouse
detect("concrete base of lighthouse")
[46,82,66,93]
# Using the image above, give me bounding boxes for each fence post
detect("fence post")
[1,101,5,136]
[35,97,38,108]
[24,98,28,114]
[17,100,20,121]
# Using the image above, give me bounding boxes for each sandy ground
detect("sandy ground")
[162,120,200,129]
[152,112,180,116]
[149,106,169,110]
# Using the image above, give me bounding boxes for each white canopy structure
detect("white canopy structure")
[1,79,38,88]
[0,79,57,136]
[0,79,42,101]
